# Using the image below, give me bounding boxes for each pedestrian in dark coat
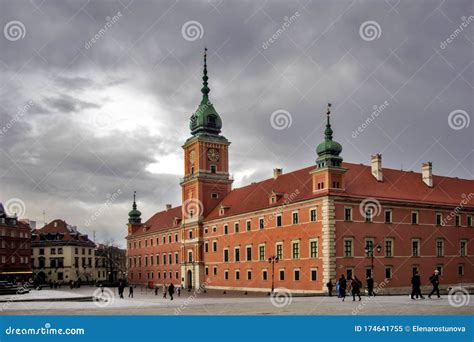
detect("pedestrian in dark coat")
[326,280,334,297]
[168,283,175,301]
[428,270,441,299]
[177,287,181,297]
[410,270,424,299]
[155,287,158,296]
[163,284,167,298]
[129,285,134,298]
[366,276,375,297]
[338,275,347,301]
[351,276,362,301]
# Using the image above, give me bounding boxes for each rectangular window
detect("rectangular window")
[188,251,193,263]
[262,270,268,281]
[247,270,252,280]
[224,224,228,235]
[224,249,229,262]
[365,239,374,257]
[467,215,472,227]
[205,267,209,276]
[163,254,167,264]
[204,242,209,253]
[344,207,352,221]
[294,269,300,281]
[460,240,467,257]
[385,239,393,257]
[292,211,299,225]
[311,269,317,281]
[259,245,265,261]
[175,253,179,264]
[310,239,318,258]
[384,210,392,223]
[234,223,239,233]
[310,208,317,222]
[246,220,251,231]
[279,269,285,281]
[235,270,240,280]
[344,239,353,257]
[259,218,264,229]
[411,211,419,224]
[224,270,229,280]
[412,239,420,257]
[365,208,373,222]
[276,215,282,227]
[213,241,217,252]
[292,241,300,259]
[385,267,392,279]
[235,247,240,262]
[213,267,217,276]
[436,239,444,257]
[436,213,442,226]
[246,246,252,261]
[458,264,465,276]
[455,215,461,227]
[276,243,283,260]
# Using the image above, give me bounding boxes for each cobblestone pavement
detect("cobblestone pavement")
[1,287,472,316]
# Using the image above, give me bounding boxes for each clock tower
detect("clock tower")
[180,48,232,288]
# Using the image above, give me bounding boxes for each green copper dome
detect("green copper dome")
[128,191,141,224]
[316,104,343,168]
[189,48,223,137]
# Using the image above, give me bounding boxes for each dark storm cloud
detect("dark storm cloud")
[0,0,472,245]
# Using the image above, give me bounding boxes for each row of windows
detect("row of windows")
[1,255,29,264]
[131,270,180,280]
[0,228,29,238]
[1,240,29,249]
[204,267,319,282]
[204,208,318,235]
[130,252,180,268]
[344,207,473,227]
[342,238,468,257]
[129,233,179,250]
[205,239,319,261]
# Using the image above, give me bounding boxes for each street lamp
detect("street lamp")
[364,244,382,278]
[268,255,279,294]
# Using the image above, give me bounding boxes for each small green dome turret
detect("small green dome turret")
[189,48,223,137]
[128,191,141,224]
[316,104,343,168]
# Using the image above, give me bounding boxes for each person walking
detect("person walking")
[100,283,104,294]
[128,285,134,298]
[411,270,424,299]
[168,283,175,301]
[155,286,159,296]
[163,284,167,299]
[326,279,334,297]
[366,276,375,297]
[351,276,362,301]
[338,275,347,301]
[177,287,181,297]
[428,270,441,299]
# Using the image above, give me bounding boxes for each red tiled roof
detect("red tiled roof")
[32,219,94,245]
[142,206,182,234]
[140,163,473,231]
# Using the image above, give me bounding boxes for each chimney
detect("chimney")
[166,204,172,211]
[422,162,433,187]
[371,154,383,182]
[273,168,283,179]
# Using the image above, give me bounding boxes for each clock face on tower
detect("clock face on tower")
[207,148,220,162]
[189,150,195,164]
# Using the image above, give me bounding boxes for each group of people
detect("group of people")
[411,269,441,299]
[158,283,181,300]
[324,270,442,301]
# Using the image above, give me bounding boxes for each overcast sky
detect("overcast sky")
[0,0,472,247]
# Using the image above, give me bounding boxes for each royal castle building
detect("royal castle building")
[126,50,473,293]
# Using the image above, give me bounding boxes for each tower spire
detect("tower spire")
[201,47,210,103]
[132,191,137,210]
[128,190,141,224]
[325,103,333,141]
